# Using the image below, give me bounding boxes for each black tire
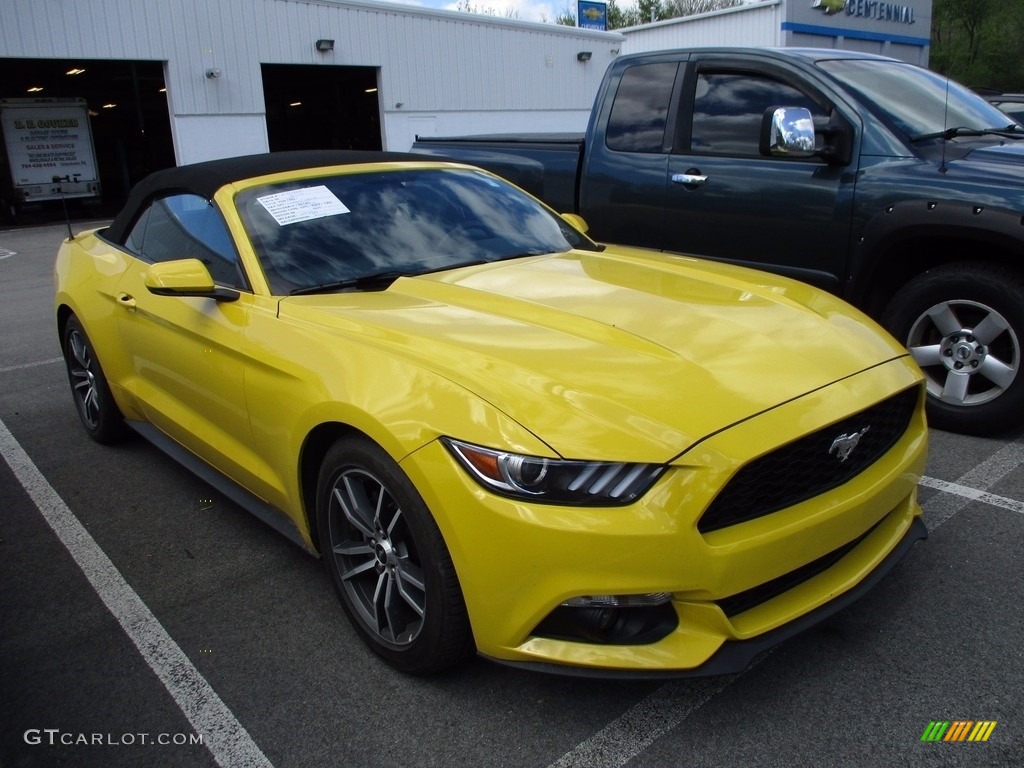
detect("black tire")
[881,263,1024,435]
[62,315,130,444]
[316,435,472,674]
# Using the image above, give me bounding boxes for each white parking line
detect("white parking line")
[0,357,62,374]
[0,247,17,260]
[547,675,742,768]
[921,439,1024,529]
[919,475,1024,515]
[0,417,274,768]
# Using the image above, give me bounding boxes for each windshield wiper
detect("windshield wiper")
[289,270,412,296]
[911,125,1022,142]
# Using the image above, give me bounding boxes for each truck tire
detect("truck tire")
[881,263,1024,436]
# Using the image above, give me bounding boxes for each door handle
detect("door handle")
[117,293,137,310]
[671,172,708,187]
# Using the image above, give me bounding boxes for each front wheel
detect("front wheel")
[316,436,472,674]
[62,315,129,443]
[881,263,1024,435]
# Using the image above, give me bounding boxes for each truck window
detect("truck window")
[606,62,678,153]
[689,72,826,156]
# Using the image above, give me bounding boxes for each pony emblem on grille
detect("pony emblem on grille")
[829,426,871,463]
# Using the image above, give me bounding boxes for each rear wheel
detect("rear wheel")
[62,315,129,443]
[881,263,1024,435]
[316,436,472,674]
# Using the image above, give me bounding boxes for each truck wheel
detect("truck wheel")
[881,263,1024,435]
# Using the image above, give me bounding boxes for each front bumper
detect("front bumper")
[400,357,927,674]
[488,515,927,679]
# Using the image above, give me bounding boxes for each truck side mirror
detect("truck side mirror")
[760,107,816,159]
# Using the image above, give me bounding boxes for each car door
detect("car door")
[664,55,857,293]
[112,193,262,489]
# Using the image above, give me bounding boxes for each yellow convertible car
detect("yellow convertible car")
[54,151,927,676]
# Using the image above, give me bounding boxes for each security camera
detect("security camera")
[205,68,221,79]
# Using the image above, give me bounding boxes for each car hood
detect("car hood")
[280,250,908,462]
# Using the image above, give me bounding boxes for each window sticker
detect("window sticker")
[256,185,350,226]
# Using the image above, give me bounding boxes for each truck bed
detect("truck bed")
[412,133,584,214]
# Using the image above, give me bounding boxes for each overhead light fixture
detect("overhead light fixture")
[102,103,117,109]
[66,68,86,76]
[315,39,335,53]
[577,51,593,62]
[27,86,43,93]
[289,101,302,107]
[364,87,378,94]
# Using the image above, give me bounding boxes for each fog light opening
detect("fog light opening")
[532,594,677,645]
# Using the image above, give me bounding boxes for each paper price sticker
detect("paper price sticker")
[257,185,350,226]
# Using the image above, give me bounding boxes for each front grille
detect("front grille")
[698,387,918,534]
[716,521,878,617]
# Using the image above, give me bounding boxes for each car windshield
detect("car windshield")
[235,167,593,295]
[992,100,1024,124]
[816,59,1018,139]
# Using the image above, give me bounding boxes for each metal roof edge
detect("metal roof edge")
[280,0,626,39]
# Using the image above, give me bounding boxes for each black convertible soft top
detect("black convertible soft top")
[104,150,428,244]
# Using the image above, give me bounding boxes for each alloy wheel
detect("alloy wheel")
[326,468,427,647]
[67,328,101,429]
[906,299,1019,407]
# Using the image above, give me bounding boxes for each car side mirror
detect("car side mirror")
[760,107,817,159]
[144,259,239,302]
[561,213,590,234]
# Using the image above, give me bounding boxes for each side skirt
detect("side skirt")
[126,420,312,553]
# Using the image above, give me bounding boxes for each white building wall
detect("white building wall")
[619,0,930,65]
[620,2,784,55]
[0,0,622,162]
[782,0,931,65]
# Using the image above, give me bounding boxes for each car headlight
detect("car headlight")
[442,438,665,505]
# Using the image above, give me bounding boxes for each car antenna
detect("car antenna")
[940,76,951,174]
[53,175,75,240]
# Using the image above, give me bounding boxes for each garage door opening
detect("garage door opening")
[0,58,174,222]
[261,64,382,152]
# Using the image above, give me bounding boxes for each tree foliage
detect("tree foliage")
[555,7,577,26]
[930,0,1024,92]
[460,0,743,30]
[603,0,742,29]
[452,0,521,19]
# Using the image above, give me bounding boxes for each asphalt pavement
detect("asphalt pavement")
[1,222,1021,768]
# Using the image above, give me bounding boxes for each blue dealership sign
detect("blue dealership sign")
[578,0,607,30]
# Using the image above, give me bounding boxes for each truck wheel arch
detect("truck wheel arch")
[849,200,1024,317]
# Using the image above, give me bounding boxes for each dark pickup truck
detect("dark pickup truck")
[413,47,1024,436]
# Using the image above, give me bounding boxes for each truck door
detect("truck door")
[580,59,682,250]
[664,57,856,293]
